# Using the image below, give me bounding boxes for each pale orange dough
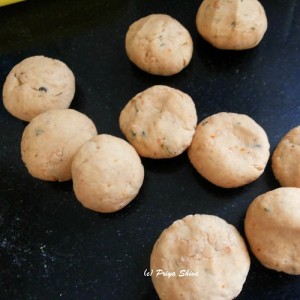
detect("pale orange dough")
[272,126,300,187]
[119,85,197,159]
[3,55,75,122]
[21,109,97,181]
[150,214,250,300]
[71,134,144,213]
[196,0,268,50]
[245,187,300,275]
[125,14,193,76]
[188,112,270,188]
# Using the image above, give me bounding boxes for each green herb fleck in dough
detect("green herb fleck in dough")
[38,87,47,92]
[35,128,44,136]
[131,130,137,137]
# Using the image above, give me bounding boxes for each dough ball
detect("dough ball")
[3,55,75,121]
[125,14,193,76]
[245,187,300,275]
[188,112,270,188]
[196,0,268,50]
[150,214,250,300]
[119,85,197,159]
[71,134,144,213]
[21,109,97,181]
[272,126,300,187]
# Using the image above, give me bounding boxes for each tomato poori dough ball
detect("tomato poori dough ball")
[71,134,144,213]
[21,109,97,181]
[3,55,75,122]
[196,0,268,50]
[245,187,300,275]
[125,14,193,76]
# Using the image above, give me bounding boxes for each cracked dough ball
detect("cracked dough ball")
[188,112,270,188]
[21,109,97,182]
[119,85,197,159]
[272,126,300,187]
[71,134,144,213]
[3,55,75,121]
[125,14,193,76]
[150,214,250,300]
[196,0,267,50]
[245,187,300,275]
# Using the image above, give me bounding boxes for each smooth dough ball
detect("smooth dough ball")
[245,187,300,275]
[188,112,270,188]
[3,55,75,121]
[21,109,97,181]
[196,0,268,50]
[125,14,193,76]
[150,214,250,300]
[71,134,144,213]
[272,126,300,187]
[119,85,197,159]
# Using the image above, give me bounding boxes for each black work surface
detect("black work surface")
[1,0,300,299]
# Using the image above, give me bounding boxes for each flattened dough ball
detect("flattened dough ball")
[125,14,193,76]
[196,0,267,50]
[21,109,97,181]
[71,134,144,213]
[245,187,300,275]
[3,55,75,121]
[119,85,197,159]
[150,214,250,300]
[272,126,300,187]
[188,112,270,188]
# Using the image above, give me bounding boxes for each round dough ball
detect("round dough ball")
[150,214,250,300]
[3,55,75,121]
[71,134,144,213]
[119,85,197,159]
[272,126,300,187]
[125,14,193,76]
[245,187,300,275]
[21,109,97,181]
[188,112,270,188]
[196,0,268,50]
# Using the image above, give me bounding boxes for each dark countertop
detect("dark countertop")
[0,0,300,299]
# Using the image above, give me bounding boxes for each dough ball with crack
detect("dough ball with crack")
[196,0,267,50]
[150,214,250,300]
[188,112,270,188]
[3,55,75,122]
[119,85,197,159]
[245,187,300,275]
[272,126,300,187]
[21,109,97,181]
[125,14,193,76]
[71,134,144,213]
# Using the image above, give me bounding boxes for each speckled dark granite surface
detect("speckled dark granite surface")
[0,0,300,299]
